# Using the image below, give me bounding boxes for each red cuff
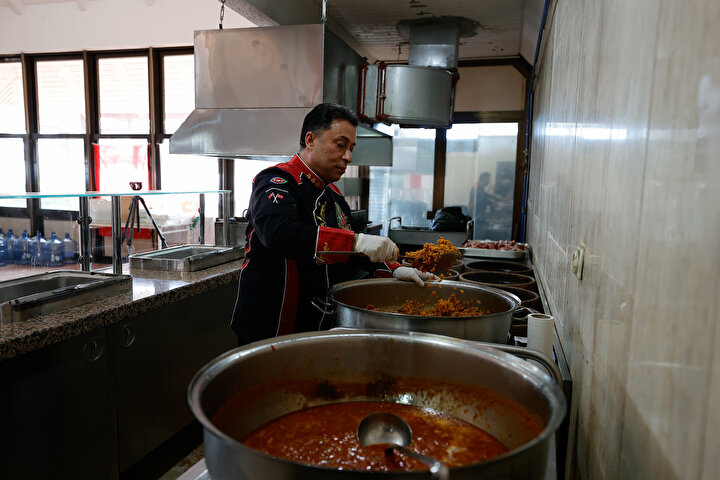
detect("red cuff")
[316,226,354,264]
[385,261,402,271]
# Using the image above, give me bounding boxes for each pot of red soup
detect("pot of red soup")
[327,278,531,344]
[188,330,566,480]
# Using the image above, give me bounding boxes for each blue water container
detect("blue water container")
[0,236,6,267]
[48,232,64,267]
[15,230,32,265]
[63,233,78,265]
[5,229,15,264]
[31,231,48,267]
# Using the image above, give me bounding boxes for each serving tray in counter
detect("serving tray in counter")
[460,243,530,260]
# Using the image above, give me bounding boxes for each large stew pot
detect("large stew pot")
[327,279,530,344]
[188,330,566,480]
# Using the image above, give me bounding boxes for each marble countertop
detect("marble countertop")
[0,260,243,361]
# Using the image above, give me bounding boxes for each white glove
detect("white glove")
[393,267,438,286]
[353,233,398,263]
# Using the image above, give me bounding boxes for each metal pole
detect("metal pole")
[198,193,205,245]
[111,196,123,274]
[222,191,230,247]
[78,197,92,271]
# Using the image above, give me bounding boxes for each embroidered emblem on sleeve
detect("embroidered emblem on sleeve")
[269,176,287,184]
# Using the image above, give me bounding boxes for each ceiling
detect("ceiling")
[222,0,545,65]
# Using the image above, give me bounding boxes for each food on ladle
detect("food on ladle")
[405,237,461,274]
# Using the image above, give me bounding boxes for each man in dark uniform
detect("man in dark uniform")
[231,103,433,345]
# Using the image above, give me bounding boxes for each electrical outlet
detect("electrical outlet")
[571,243,585,280]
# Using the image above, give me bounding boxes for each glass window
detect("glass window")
[0,138,27,207]
[158,141,220,222]
[98,56,149,134]
[234,158,283,217]
[368,124,435,230]
[37,138,86,210]
[94,139,150,193]
[445,123,518,240]
[163,54,194,134]
[0,61,26,134]
[36,59,86,134]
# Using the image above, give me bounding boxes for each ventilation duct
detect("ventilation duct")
[358,18,473,128]
[170,23,392,166]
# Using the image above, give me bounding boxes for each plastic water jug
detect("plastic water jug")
[15,230,32,265]
[0,236,6,267]
[5,229,15,264]
[31,231,48,267]
[48,232,64,267]
[63,233,78,265]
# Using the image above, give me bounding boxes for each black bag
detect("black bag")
[429,206,471,232]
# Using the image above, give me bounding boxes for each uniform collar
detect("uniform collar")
[293,154,327,189]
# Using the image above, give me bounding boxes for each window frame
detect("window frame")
[0,46,230,232]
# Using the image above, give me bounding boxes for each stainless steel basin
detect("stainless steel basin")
[129,244,243,273]
[0,271,133,324]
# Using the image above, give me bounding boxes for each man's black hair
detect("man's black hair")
[299,103,359,148]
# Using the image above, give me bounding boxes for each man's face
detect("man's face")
[305,119,356,183]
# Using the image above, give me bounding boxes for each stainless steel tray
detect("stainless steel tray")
[460,243,530,260]
[0,271,132,324]
[129,244,243,273]
[389,227,466,247]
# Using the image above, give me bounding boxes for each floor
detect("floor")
[158,445,205,480]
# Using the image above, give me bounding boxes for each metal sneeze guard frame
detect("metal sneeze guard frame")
[0,189,231,275]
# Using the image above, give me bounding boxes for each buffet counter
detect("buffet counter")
[0,259,243,361]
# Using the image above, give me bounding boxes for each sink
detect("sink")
[0,271,133,324]
[129,244,243,273]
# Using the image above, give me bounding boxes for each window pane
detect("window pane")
[38,138,86,210]
[444,123,518,240]
[37,59,86,134]
[234,158,282,217]
[94,139,149,193]
[159,140,219,193]
[368,124,435,229]
[0,61,26,134]
[163,54,194,134]
[0,138,27,207]
[98,57,149,134]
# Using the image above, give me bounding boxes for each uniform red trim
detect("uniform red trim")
[329,183,342,195]
[275,154,329,190]
[277,259,299,336]
[315,226,354,264]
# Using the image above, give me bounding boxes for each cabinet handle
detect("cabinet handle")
[119,324,136,348]
[82,337,104,362]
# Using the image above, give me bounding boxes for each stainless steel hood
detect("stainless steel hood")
[169,23,392,166]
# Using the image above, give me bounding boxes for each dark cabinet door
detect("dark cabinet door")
[111,283,237,472]
[0,329,117,480]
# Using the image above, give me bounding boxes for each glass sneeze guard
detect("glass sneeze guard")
[0,190,231,275]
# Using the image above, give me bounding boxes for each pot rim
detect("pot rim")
[188,330,567,474]
[329,278,522,319]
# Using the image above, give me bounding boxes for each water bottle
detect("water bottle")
[5,229,15,264]
[48,232,64,267]
[0,227,5,244]
[15,230,32,265]
[31,231,48,267]
[62,233,78,265]
[0,236,6,267]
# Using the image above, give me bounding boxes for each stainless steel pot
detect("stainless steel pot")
[188,330,566,480]
[326,279,530,344]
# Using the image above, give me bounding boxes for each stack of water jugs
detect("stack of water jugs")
[0,228,77,267]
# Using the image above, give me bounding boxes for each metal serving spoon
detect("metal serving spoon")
[357,412,450,480]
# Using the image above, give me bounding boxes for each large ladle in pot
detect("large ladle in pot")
[357,412,450,480]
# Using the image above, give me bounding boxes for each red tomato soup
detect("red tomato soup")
[215,401,508,472]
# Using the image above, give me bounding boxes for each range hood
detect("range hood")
[170,23,392,166]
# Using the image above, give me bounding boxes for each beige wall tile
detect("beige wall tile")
[528,0,720,478]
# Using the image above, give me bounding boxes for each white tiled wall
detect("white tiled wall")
[528,0,720,478]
